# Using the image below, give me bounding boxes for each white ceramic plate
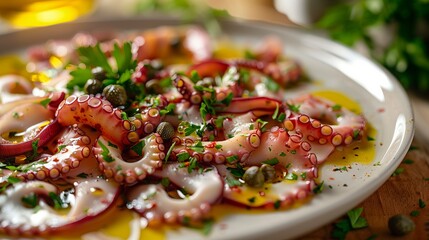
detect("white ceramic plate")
[0,17,414,240]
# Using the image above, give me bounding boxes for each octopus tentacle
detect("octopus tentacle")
[56,95,139,146]
[217,97,281,114]
[234,59,302,87]
[284,94,366,147]
[127,163,222,225]
[94,133,165,184]
[134,26,212,62]
[0,178,119,236]
[15,125,98,180]
[171,129,262,164]
[245,126,330,178]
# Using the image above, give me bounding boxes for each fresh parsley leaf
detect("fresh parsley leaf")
[161,177,170,187]
[227,166,245,178]
[48,192,65,209]
[419,198,426,208]
[220,92,233,106]
[177,152,190,162]
[57,145,66,152]
[313,181,324,194]
[77,172,88,178]
[21,193,38,208]
[189,141,204,153]
[7,176,21,184]
[347,207,368,229]
[262,76,280,92]
[402,159,414,164]
[225,176,242,187]
[332,104,342,111]
[164,142,176,162]
[226,155,238,163]
[160,103,176,115]
[287,103,300,112]
[285,172,298,180]
[187,157,198,173]
[112,42,135,74]
[39,98,51,108]
[410,210,420,217]
[67,68,93,90]
[97,140,115,163]
[130,140,145,156]
[262,158,279,166]
[77,43,113,76]
[391,167,404,176]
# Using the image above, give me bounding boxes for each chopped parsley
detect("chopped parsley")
[130,140,145,156]
[21,193,38,208]
[97,140,115,163]
[189,141,204,153]
[402,159,414,164]
[57,145,66,152]
[331,207,368,239]
[28,138,40,161]
[287,103,300,112]
[226,155,239,163]
[38,98,51,108]
[391,167,404,176]
[164,142,176,162]
[177,152,190,162]
[225,176,242,187]
[332,104,342,111]
[7,176,21,184]
[227,165,245,178]
[48,192,65,209]
[410,210,420,217]
[419,198,426,208]
[262,158,279,166]
[313,181,324,194]
[285,172,298,180]
[161,177,170,187]
[160,103,176,115]
[77,172,89,178]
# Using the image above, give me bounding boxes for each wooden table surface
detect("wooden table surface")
[302,136,429,239]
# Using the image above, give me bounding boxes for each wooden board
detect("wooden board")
[303,137,429,239]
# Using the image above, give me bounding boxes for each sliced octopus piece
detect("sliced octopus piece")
[0,178,119,237]
[127,163,223,225]
[94,133,165,184]
[216,165,315,208]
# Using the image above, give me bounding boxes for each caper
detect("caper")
[91,66,106,81]
[243,166,264,188]
[102,84,127,107]
[260,164,276,183]
[84,79,103,94]
[388,214,415,236]
[156,122,175,141]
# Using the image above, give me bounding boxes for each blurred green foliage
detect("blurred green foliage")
[317,0,429,93]
[136,0,228,36]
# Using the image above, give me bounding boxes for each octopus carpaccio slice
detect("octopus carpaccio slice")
[0,25,372,238]
[127,163,223,225]
[0,178,119,236]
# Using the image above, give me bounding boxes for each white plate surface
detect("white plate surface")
[0,17,414,240]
